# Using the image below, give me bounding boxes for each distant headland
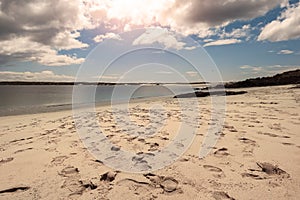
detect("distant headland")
[0,81,207,86]
[225,69,300,88]
[0,69,299,87]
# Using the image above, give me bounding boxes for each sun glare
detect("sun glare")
[107,0,174,26]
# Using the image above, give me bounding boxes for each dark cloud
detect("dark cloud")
[0,0,91,66]
[0,13,21,39]
[0,0,87,45]
[171,0,281,26]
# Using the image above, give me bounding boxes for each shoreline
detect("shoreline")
[0,95,172,118]
[2,84,297,117]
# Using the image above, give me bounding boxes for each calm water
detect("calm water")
[0,85,199,116]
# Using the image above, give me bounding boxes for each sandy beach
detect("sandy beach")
[0,85,299,200]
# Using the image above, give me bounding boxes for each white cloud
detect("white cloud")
[152,50,166,54]
[184,46,197,50]
[203,39,214,43]
[106,0,173,29]
[278,49,294,55]
[92,75,120,82]
[156,71,174,74]
[186,71,199,77]
[0,71,75,82]
[133,27,196,50]
[51,31,88,50]
[93,32,122,43]
[281,0,290,8]
[0,37,85,66]
[204,39,242,47]
[258,2,300,41]
[240,65,263,72]
[220,25,252,39]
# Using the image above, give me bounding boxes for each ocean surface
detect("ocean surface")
[0,84,201,116]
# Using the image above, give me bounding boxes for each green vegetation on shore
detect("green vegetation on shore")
[225,69,300,88]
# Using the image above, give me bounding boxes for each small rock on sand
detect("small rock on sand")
[160,177,178,193]
[100,171,118,182]
[256,162,288,176]
[111,146,120,151]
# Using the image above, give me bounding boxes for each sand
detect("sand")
[0,85,299,200]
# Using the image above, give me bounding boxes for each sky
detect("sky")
[0,0,299,82]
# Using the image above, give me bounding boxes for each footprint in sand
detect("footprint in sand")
[241,172,265,180]
[9,137,33,144]
[203,165,223,173]
[212,191,235,200]
[239,137,256,145]
[136,173,180,193]
[203,165,225,178]
[281,142,294,146]
[132,156,152,171]
[214,148,230,157]
[0,186,30,194]
[59,166,79,177]
[258,132,291,139]
[148,143,159,151]
[223,125,238,133]
[59,166,97,197]
[14,147,33,154]
[51,156,68,166]
[144,173,177,190]
[239,137,257,157]
[0,157,14,165]
[113,178,153,198]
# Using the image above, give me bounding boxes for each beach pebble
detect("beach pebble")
[257,162,288,176]
[111,146,120,151]
[100,171,117,182]
[160,177,178,192]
